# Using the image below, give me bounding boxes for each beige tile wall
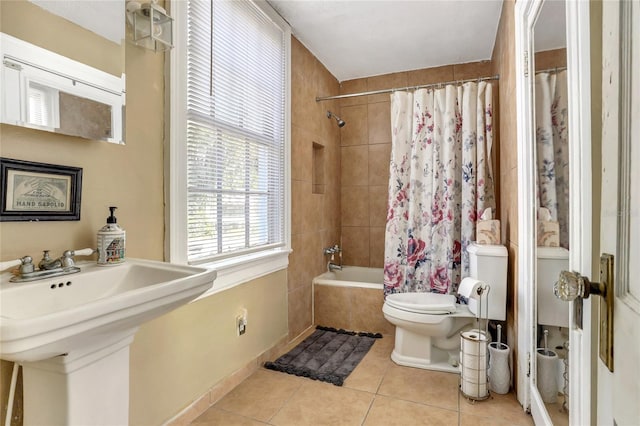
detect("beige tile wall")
[338,61,495,268]
[491,0,518,389]
[314,284,394,335]
[289,37,342,340]
[535,49,568,71]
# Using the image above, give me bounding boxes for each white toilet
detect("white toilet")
[537,247,570,329]
[536,246,570,399]
[382,242,508,373]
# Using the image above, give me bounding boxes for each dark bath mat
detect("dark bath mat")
[264,326,382,386]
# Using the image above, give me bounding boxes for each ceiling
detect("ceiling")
[269,0,567,83]
[269,0,504,82]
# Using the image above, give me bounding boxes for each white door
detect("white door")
[597,1,640,424]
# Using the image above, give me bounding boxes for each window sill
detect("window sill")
[192,247,291,301]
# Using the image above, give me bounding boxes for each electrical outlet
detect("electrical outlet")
[237,316,246,336]
[236,308,247,336]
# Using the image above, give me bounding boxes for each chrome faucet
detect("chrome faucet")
[2,248,95,283]
[323,244,342,272]
[323,244,341,255]
[38,250,62,270]
[327,261,342,272]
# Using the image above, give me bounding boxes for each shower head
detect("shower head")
[326,111,346,127]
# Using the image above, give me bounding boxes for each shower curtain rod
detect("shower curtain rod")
[535,66,567,74]
[315,74,499,102]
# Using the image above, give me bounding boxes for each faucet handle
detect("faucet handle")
[323,244,342,255]
[73,248,96,257]
[61,248,96,268]
[0,256,34,273]
[19,256,35,274]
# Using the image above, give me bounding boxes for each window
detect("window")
[169,0,291,293]
[27,81,59,129]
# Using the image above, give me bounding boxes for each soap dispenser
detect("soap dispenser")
[97,206,126,266]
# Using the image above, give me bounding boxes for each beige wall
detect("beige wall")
[535,48,567,71]
[0,2,289,424]
[338,61,494,268]
[130,270,288,425]
[289,37,341,339]
[491,0,518,386]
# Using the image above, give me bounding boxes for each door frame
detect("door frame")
[514,0,593,424]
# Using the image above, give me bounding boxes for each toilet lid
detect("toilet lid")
[385,292,457,314]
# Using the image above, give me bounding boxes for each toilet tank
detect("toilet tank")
[536,247,570,328]
[467,242,508,321]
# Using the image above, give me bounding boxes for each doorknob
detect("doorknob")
[554,270,607,301]
[553,254,615,372]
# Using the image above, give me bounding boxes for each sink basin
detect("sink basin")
[0,258,216,363]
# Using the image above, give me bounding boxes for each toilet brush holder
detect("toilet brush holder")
[488,342,511,394]
[536,348,559,403]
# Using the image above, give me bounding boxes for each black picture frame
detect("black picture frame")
[0,158,82,221]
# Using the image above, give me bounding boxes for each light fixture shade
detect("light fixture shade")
[132,3,173,52]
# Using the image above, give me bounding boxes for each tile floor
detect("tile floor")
[192,330,534,426]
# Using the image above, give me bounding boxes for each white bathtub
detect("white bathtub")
[312,266,384,289]
[312,266,392,334]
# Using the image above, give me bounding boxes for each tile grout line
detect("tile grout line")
[264,376,306,424]
[359,393,377,426]
[213,405,271,425]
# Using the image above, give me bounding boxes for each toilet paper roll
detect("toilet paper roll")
[536,349,559,403]
[461,330,488,356]
[460,351,487,368]
[462,363,488,381]
[461,377,488,399]
[458,277,486,300]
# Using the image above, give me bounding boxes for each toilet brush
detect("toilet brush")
[537,329,559,403]
[488,324,511,394]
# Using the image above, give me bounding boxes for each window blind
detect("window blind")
[186,0,286,263]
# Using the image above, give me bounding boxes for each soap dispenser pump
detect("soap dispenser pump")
[97,206,126,266]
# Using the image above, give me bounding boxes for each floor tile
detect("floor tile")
[363,395,458,426]
[460,412,528,426]
[378,364,459,411]
[366,334,395,358]
[545,395,569,426]
[459,391,533,425]
[270,379,375,426]
[343,352,393,393]
[189,328,535,426]
[214,369,303,422]
[192,407,268,425]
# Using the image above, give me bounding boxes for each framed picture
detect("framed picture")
[0,158,82,221]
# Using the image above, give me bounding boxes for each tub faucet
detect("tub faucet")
[323,245,341,255]
[328,261,342,272]
[324,244,342,272]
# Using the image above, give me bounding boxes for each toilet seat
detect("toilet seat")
[385,292,457,314]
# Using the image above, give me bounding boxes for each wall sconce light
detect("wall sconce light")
[126,1,173,52]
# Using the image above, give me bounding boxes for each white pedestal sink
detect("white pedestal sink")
[0,259,216,425]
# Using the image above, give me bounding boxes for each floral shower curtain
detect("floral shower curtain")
[535,71,569,249]
[383,82,496,296]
